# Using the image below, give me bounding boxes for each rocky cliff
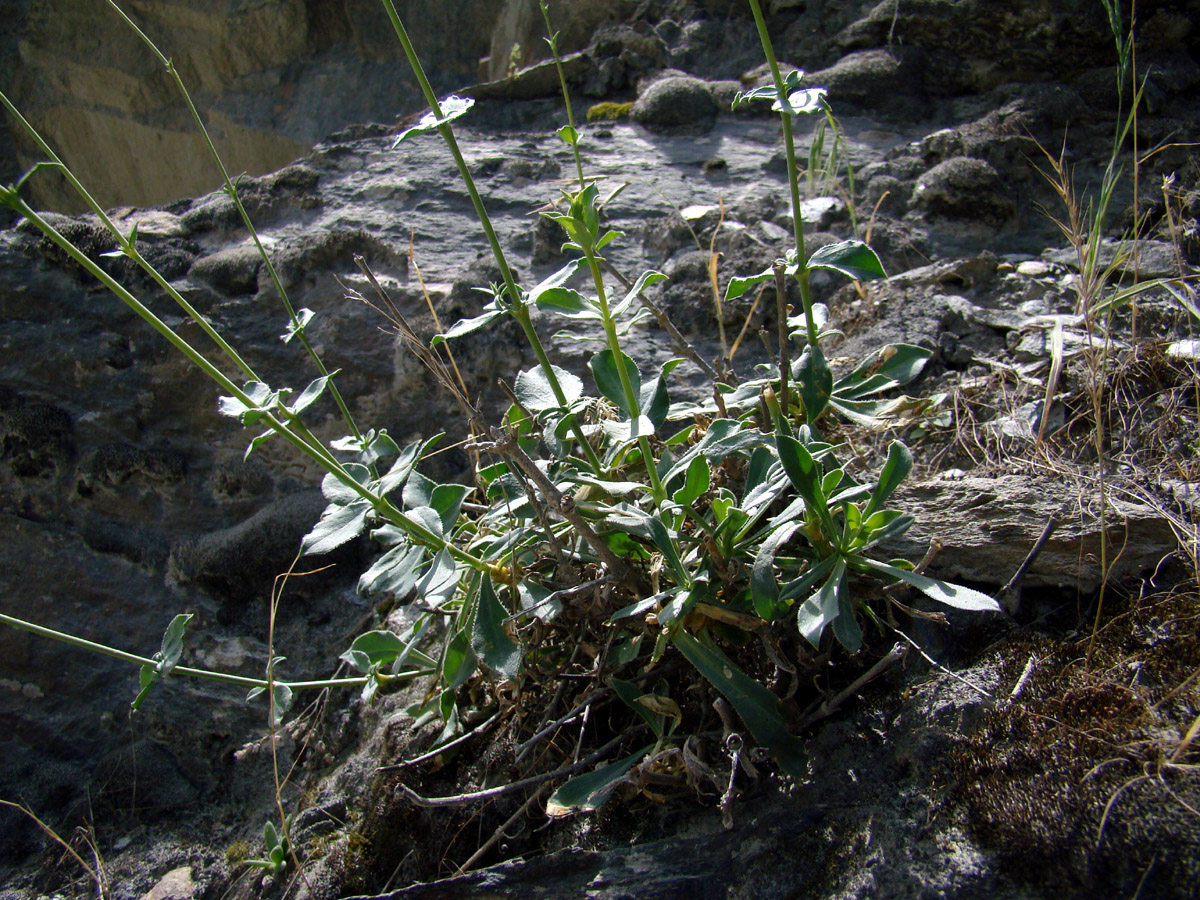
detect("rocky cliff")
[1,0,542,213]
[2,1,1199,898]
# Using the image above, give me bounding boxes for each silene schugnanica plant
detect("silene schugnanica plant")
[0,0,998,836]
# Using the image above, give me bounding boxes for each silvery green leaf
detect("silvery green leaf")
[546,748,650,816]
[609,270,668,319]
[281,308,315,343]
[589,349,642,417]
[855,558,1001,611]
[471,575,520,680]
[432,303,504,346]
[155,613,194,676]
[243,430,274,461]
[218,382,276,420]
[797,558,847,648]
[290,372,338,415]
[393,95,475,146]
[773,87,828,116]
[321,463,372,505]
[731,69,806,109]
[515,364,583,412]
[671,631,806,777]
[724,267,775,302]
[301,500,371,556]
[358,543,426,596]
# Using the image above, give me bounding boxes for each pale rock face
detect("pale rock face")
[1,0,507,212]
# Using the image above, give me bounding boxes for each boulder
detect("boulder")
[631,75,718,132]
[912,156,1015,223]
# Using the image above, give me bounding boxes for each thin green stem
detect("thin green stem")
[584,255,666,502]
[773,262,792,432]
[746,0,820,350]
[538,0,587,189]
[379,0,602,474]
[5,200,488,571]
[0,613,370,692]
[104,0,362,444]
[0,90,260,383]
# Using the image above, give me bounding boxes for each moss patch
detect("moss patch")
[586,102,634,122]
[954,584,1200,898]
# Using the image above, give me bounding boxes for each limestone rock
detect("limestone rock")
[889,474,1179,594]
[188,243,264,296]
[808,48,923,114]
[1,0,506,212]
[140,867,197,900]
[912,156,1014,223]
[631,75,718,132]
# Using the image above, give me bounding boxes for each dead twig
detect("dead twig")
[469,427,631,581]
[513,688,609,764]
[378,711,505,771]
[392,727,647,807]
[636,291,720,383]
[456,784,550,874]
[999,503,1068,614]
[798,642,907,729]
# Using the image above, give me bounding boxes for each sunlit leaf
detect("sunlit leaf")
[773,87,828,116]
[515,364,583,412]
[432,304,504,346]
[290,372,337,415]
[609,270,669,320]
[415,547,461,608]
[673,456,711,507]
[796,557,847,648]
[378,435,442,497]
[131,613,194,711]
[833,344,931,400]
[795,344,832,422]
[855,558,1001,611]
[546,747,650,817]
[281,308,315,343]
[752,523,801,620]
[247,680,293,727]
[639,357,682,429]
[340,630,406,670]
[860,441,912,523]
[321,463,372,506]
[807,240,886,282]
[156,612,193,676]
[776,433,834,536]
[731,68,806,110]
[218,381,277,423]
[393,95,475,146]
[724,268,775,302]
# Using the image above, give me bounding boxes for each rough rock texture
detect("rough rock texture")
[1,0,525,212]
[2,1,1200,899]
[630,74,719,132]
[891,474,1180,593]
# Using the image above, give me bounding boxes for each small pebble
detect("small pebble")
[1016,260,1050,277]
